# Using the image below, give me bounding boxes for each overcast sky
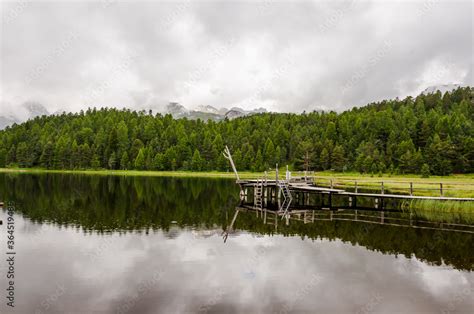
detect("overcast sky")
[0,0,472,116]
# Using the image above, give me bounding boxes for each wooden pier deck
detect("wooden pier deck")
[224,146,474,215]
[237,178,474,202]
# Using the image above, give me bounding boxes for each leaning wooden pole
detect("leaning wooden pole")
[223,145,240,181]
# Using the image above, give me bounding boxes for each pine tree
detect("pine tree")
[145,148,153,170]
[79,143,91,168]
[253,149,264,172]
[117,121,129,156]
[108,152,117,170]
[16,142,29,167]
[40,143,54,169]
[91,153,101,169]
[153,153,165,170]
[399,150,413,174]
[363,156,373,174]
[130,139,144,161]
[120,152,129,170]
[320,148,330,170]
[0,148,7,167]
[134,148,146,170]
[191,149,203,171]
[420,163,430,178]
[331,145,346,172]
[264,139,275,168]
[233,148,242,170]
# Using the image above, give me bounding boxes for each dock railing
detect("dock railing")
[310,176,474,198]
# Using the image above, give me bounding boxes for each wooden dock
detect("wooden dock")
[224,146,474,215]
[237,178,474,205]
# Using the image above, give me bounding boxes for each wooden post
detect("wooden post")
[410,182,413,196]
[264,186,268,207]
[276,163,279,183]
[328,193,333,210]
[330,179,333,189]
[440,183,443,196]
[355,180,358,193]
[275,212,278,230]
[381,181,384,194]
[223,146,240,180]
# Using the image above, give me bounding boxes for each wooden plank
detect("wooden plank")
[338,191,474,201]
[289,184,344,193]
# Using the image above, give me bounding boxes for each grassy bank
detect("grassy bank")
[0,167,255,179]
[404,200,474,223]
[308,171,474,198]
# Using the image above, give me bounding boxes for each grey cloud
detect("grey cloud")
[0,0,472,115]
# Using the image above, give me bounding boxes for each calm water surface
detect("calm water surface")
[0,173,473,313]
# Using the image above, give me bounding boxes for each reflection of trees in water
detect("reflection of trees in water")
[0,173,239,232]
[232,209,474,271]
[0,173,472,270]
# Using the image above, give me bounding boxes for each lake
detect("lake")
[0,173,473,313]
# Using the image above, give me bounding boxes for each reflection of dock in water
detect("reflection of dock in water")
[224,206,474,237]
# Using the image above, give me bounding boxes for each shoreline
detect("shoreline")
[0,167,472,181]
[1,168,473,215]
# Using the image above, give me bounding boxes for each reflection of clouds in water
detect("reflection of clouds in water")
[4,215,474,313]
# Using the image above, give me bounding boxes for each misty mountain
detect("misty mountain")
[0,102,50,130]
[0,116,18,130]
[422,83,462,95]
[164,103,268,120]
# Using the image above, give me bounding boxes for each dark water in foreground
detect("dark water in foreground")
[0,173,473,313]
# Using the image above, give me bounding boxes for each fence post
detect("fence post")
[276,164,279,184]
[440,183,443,196]
[410,182,413,196]
[381,181,384,194]
[355,180,358,193]
[330,179,333,189]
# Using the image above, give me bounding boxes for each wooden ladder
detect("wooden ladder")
[278,180,293,219]
[254,179,264,216]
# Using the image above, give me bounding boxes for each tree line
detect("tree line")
[0,87,472,175]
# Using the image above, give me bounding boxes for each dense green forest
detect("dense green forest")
[0,87,472,175]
